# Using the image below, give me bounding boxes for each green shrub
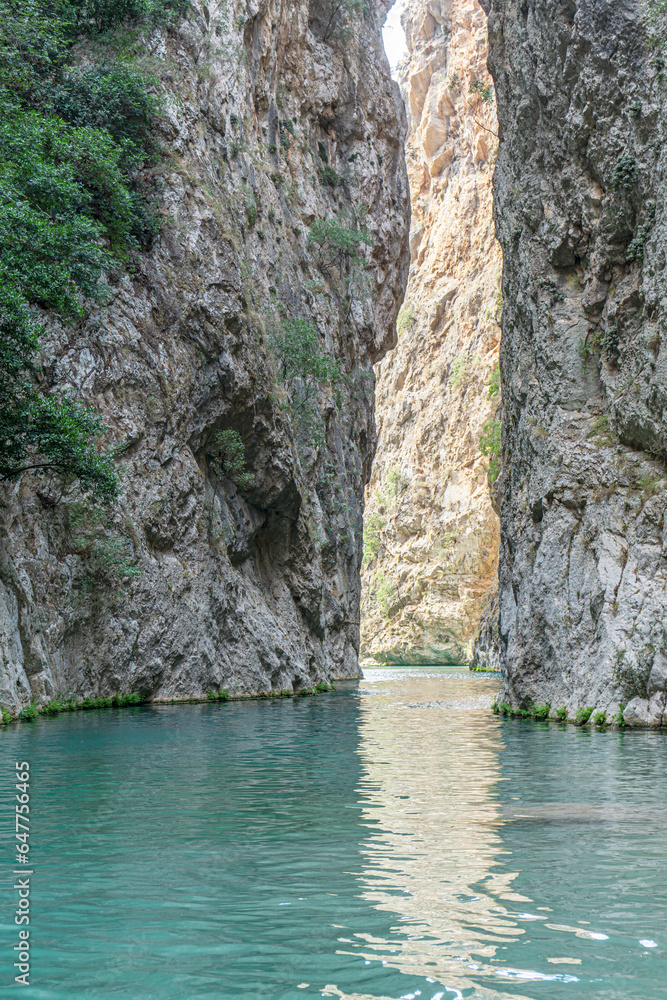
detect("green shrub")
[487,363,500,398]
[587,415,617,447]
[626,224,648,263]
[362,510,384,561]
[479,418,502,484]
[554,706,567,721]
[320,0,367,43]
[67,501,140,598]
[469,79,493,104]
[279,118,294,149]
[611,154,638,192]
[375,571,398,618]
[397,304,415,335]
[18,702,38,721]
[574,706,593,726]
[314,680,331,693]
[268,317,343,438]
[593,709,607,726]
[496,701,512,716]
[532,703,550,720]
[40,699,66,715]
[614,704,626,727]
[208,429,254,490]
[309,216,373,271]
[449,351,475,389]
[205,689,228,703]
[50,62,160,170]
[318,164,344,187]
[0,0,188,502]
[385,463,408,499]
[1,706,12,724]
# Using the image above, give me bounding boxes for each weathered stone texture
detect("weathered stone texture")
[361,0,501,666]
[487,0,667,723]
[0,0,410,710]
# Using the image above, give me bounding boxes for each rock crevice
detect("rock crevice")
[361,0,501,666]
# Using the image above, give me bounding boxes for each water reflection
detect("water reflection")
[350,668,529,999]
[348,671,667,999]
[2,667,665,999]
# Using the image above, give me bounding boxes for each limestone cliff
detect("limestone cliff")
[0,0,409,711]
[487,0,667,724]
[360,0,501,665]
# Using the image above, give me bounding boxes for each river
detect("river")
[1,666,665,999]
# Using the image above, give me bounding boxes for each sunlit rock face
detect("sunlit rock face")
[0,0,410,711]
[361,0,501,666]
[487,0,667,724]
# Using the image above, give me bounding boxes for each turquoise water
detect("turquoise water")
[1,666,666,999]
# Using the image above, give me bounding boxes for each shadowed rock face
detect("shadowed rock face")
[486,0,667,724]
[361,0,501,667]
[0,0,410,711]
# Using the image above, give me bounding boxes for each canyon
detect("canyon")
[3,0,667,728]
[360,0,501,667]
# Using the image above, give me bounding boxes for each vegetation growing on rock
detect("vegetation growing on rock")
[0,0,186,501]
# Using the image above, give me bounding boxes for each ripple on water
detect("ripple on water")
[0,665,665,999]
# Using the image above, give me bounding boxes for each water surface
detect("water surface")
[1,666,666,999]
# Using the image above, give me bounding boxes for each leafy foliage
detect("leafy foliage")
[610,154,638,193]
[479,418,502,484]
[318,164,344,188]
[362,510,384,562]
[374,570,398,618]
[449,350,475,390]
[320,0,368,43]
[67,501,140,596]
[269,318,343,439]
[208,429,255,491]
[309,216,373,272]
[469,79,493,104]
[397,304,415,335]
[0,0,187,501]
[646,0,667,48]
[487,363,501,398]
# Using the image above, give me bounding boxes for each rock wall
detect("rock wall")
[360,0,501,666]
[487,0,667,724]
[0,0,409,711]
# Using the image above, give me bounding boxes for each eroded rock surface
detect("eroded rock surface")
[0,0,409,710]
[361,0,501,666]
[486,0,667,723]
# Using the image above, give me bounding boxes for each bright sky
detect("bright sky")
[382,0,408,75]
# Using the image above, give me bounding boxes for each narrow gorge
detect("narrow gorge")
[3,0,667,721]
[4,3,667,999]
[360,0,501,667]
